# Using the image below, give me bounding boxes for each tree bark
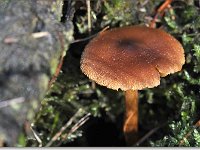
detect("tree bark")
[0,0,73,146]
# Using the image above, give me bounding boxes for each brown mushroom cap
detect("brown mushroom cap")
[80,25,185,91]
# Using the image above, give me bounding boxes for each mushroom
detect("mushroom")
[80,25,185,145]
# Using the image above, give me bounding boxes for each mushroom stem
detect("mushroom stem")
[123,89,138,145]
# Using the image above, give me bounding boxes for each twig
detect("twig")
[86,0,91,33]
[48,32,65,89]
[149,0,172,28]
[0,97,25,108]
[134,122,167,146]
[63,112,91,137]
[179,120,200,146]
[4,31,50,44]
[99,26,110,34]
[30,124,42,147]
[32,32,50,38]
[45,109,83,147]
[71,33,97,43]
[71,26,109,44]
[71,26,110,44]
[4,37,19,43]
[56,112,91,146]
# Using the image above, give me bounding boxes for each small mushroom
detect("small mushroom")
[80,25,185,145]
